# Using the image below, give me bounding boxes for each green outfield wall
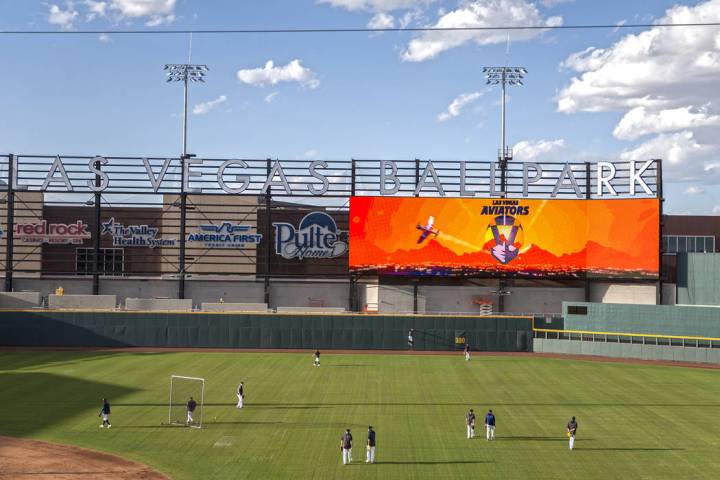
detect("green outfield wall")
[0,311,533,351]
[562,302,720,338]
[677,253,720,306]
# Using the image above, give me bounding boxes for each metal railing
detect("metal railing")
[534,328,720,348]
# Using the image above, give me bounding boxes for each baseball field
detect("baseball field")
[1,350,719,479]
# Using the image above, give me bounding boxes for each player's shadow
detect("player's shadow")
[379,460,492,465]
[579,447,683,451]
[325,364,373,367]
[497,436,582,442]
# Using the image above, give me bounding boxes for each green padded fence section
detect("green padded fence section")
[562,302,720,338]
[677,253,720,306]
[0,311,533,352]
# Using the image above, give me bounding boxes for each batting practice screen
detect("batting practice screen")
[349,197,659,279]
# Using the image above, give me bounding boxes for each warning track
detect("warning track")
[0,436,169,480]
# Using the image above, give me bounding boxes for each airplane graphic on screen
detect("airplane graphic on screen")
[416,216,440,244]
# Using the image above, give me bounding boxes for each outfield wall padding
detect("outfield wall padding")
[533,338,720,365]
[0,311,532,351]
[562,302,720,338]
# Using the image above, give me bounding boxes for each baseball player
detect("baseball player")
[464,343,471,361]
[186,397,197,425]
[340,428,353,465]
[98,398,111,428]
[407,329,415,349]
[313,349,321,367]
[366,426,376,464]
[567,416,578,450]
[236,382,245,409]
[485,409,496,440]
[466,408,476,439]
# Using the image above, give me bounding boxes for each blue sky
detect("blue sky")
[1,0,720,213]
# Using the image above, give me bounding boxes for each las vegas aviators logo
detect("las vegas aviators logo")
[481,200,529,265]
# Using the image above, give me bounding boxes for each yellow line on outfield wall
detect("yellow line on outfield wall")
[0,308,534,320]
[533,327,720,343]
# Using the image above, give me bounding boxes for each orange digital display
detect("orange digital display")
[349,197,659,278]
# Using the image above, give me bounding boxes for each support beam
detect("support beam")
[4,154,15,292]
[263,158,272,306]
[92,158,102,295]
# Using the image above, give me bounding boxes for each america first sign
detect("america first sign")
[4,156,659,198]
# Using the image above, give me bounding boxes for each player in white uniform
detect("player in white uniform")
[236,382,245,409]
[313,350,321,367]
[466,409,476,439]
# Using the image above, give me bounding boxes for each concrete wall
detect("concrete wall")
[0,291,41,309]
[379,285,425,313]
[269,282,349,309]
[48,294,117,309]
[505,287,585,314]
[416,285,583,314]
[534,338,720,365]
[125,298,193,311]
[201,302,268,312]
[590,283,657,305]
[186,280,265,305]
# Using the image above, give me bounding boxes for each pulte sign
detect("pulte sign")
[6,156,659,198]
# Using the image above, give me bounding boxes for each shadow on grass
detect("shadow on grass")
[0,372,138,438]
[578,447,684,452]
[377,460,493,465]
[496,436,581,442]
[113,402,720,408]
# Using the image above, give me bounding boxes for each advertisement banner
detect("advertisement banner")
[188,222,262,249]
[350,197,659,278]
[15,220,91,245]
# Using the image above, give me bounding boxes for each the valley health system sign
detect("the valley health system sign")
[101,218,176,248]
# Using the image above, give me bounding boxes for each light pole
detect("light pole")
[164,63,208,299]
[164,64,209,157]
[483,66,526,194]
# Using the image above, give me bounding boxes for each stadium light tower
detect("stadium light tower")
[163,63,209,157]
[164,63,208,301]
[483,66,527,193]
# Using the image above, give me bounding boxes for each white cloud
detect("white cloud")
[368,12,395,29]
[512,139,565,161]
[98,33,112,42]
[558,0,720,114]
[192,95,227,115]
[620,131,718,181]
[84,0,107,20]
[613,106,720,140]
[264,92,279,103]
[109,0,176,25]
[401,0,562,62]
[303,149,320,159]
[48,4,79,29]
[684,185,705,195]
[318,0,432,12]
[237,60,320,89]
[712,205,720,214]
[558,0,720,184]
[437,91,483,122]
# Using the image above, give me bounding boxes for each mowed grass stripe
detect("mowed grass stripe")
[1,351,719,479]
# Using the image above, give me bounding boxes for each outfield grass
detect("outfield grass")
[1,350,719,479]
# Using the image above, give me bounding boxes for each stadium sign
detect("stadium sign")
[15,156,659,198]
[188,222,263,248]
[273,212,348,260]
[14,220,91,245]
[101,217,176,248]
